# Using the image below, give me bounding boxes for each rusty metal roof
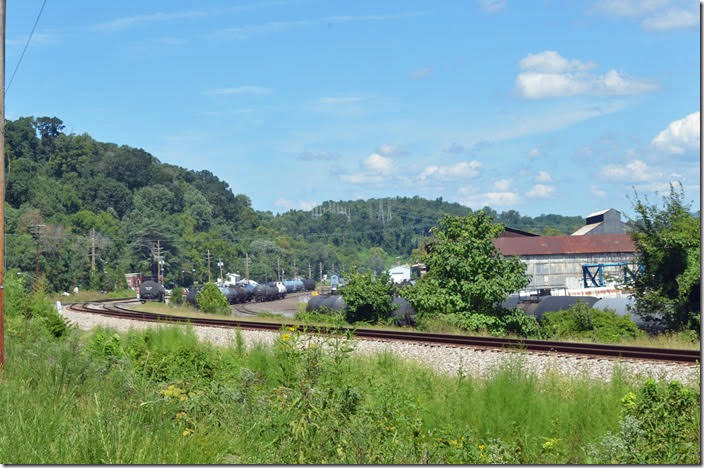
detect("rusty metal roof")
[493,233,636,256]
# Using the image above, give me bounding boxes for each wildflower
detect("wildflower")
[281,333,291,341]
[542,437,560,450]
[287,326,296,332]
[479,444,485,450]
[182,428,193,437]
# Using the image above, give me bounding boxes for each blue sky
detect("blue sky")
[6,0,700,217]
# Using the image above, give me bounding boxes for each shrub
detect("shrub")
[340,272,395,324]
[170,287,185,306]
[586,379,700,464]
[195,282,230,314]
[541,301,642,342]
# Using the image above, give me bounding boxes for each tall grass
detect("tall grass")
[1,323,697,464]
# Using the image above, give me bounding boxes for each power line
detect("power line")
[6,0,47,93]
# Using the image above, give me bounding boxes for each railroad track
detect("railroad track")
[65,298,701,364]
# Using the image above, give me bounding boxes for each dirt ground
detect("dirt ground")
[232,291,311,318]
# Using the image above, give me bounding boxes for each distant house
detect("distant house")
[571,208,630,236]
[388,265,411,284]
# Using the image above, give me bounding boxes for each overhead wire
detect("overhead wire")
[6,0,48,93]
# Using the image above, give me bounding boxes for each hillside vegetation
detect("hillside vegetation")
[5,116,584,292]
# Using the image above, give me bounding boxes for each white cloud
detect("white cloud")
[593,0,697,32]
[478,0,507,13]
[377,144,407,156]
[535,171,552,182]
[528,148,541,157]
[651,112,699,154]
[409,67,431,79]
[526,184,555,198]
[339,173,384,185]
[274,198,319,211]
[458,188,520,207]
[363,153,393,174]
[594,0,669,17]
[590,185,607,197]
[207,86,271,95]
[642,7,698,30]
[519,50,596,73]
[516,51,657,99]
[210,12,425,40]
[600,159,661,182]
[494,178,512,190]
[419,161,482,181]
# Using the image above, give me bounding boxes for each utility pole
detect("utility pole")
[308,263,312,279]
[156,239,161,284]
[0,0,6,370]
[277,257,280,281]
[30,210,44,286]
[332,263,335,275]
[319,262,322,281]
[293,256,297,278]
[245,253,250,281]
[206,249,212,282]
[90,228,96,271]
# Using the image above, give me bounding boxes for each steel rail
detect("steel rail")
[66,299,701,364]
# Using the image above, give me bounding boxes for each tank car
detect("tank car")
[302,278,316,291]
[139,280,165,302]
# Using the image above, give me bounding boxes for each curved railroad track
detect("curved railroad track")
[65,298,701,364]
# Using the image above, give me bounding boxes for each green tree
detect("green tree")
[628,185,700,332]
[195,282,230,314]
[340,272,395,323]
[401,212,530,317]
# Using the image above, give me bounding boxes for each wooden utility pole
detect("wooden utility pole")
[156,240,161,284]
[319,262,322,281]
[293,256,297,278]
[277,257,280,281]
[0,0,6,370]
[308,263,312,279]
[90,228,96,271]
[245,253,249,281]
[30,210,44,286]
[206,249,212,282]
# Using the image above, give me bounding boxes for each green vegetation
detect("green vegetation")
[401,212,535,336]
[170,286,185,306]
[195,282,229,314]
[0,278,698,463]
[340,272,396,323]
[629,184,700,332]
[541,301,643,343]
[1,322,698,464]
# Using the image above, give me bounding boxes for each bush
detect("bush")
[541,302,642,342]
[340,272,396,324]
[5,271,71,340]
[586,379,700,464]
[170,287,185,306]
[195,282,229,314]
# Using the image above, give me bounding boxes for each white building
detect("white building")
[388,265,411,284]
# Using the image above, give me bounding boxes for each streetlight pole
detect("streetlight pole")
[217,259,224,283]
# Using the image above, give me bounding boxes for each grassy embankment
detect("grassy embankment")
[0,321,699,464]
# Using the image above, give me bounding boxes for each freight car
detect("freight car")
[139,280,165,302]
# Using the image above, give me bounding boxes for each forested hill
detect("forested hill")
[268,198,584,251]
[4,116,584,291]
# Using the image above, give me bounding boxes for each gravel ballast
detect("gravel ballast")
[61,308,700,385]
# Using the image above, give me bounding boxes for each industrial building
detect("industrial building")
[493,209,638,294]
